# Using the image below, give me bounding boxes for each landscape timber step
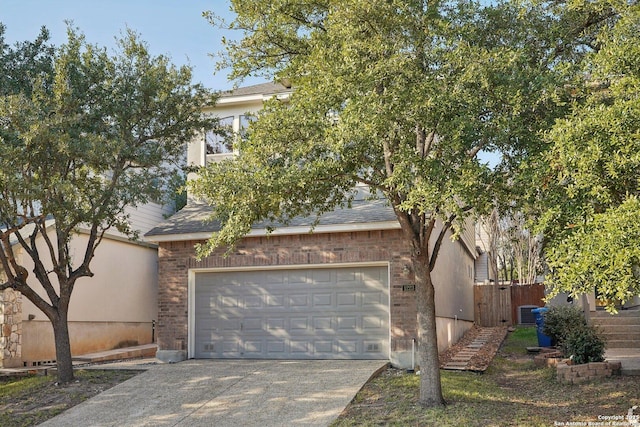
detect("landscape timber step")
[443,362,470,370]
[72,344,158,364]
[442,365,469,371]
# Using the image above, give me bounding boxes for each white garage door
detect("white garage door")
[193,266,389,359]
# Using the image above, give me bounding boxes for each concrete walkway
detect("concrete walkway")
[606,348,640,376]
[38,359,387,427]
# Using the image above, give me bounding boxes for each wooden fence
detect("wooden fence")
[474,283,545,327]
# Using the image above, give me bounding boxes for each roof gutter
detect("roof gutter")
[145,220,401,243]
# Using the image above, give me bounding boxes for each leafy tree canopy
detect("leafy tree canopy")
[198,0,596,406]
[539,2,640,311]
[0,24,215,383]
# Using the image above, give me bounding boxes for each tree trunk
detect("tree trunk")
[51,312,75,383]
[414,255,445,407]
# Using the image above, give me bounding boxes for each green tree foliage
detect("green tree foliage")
[540,2,640,312]
[0,25,214,383]
[0,24,54,97]
[197,0,600,406]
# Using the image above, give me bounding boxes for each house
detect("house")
[145,82,478,368]
[0,203,168,368]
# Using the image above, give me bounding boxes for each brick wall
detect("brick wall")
[157,229,469,359]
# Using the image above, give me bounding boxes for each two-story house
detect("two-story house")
[145,82,478,369]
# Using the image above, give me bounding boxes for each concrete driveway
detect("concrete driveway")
[39,359,387,427]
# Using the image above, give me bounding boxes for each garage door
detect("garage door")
[193,266,389,359]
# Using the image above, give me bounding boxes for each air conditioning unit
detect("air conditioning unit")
[518,305,539,325]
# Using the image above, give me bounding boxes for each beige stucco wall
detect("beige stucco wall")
[430,226,476,322]
[20,232,157,323]
[15,231,158,362]
[21,320,153,363]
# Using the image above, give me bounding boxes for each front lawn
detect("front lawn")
[0,369,138,427]
[332,327,640,426]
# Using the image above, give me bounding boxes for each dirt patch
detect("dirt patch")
[0,369,139,427]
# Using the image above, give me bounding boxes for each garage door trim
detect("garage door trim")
[187,262,391,359]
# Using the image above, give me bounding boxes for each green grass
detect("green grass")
[333,328,640,427]
[500,326,538,356]
[0,369,137,427]
[0,374,50,399]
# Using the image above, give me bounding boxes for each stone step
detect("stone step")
[591,308,640,318]
[600,331,640,341]
[596,325,640,333]
[606,340,640,349]
[592,317,640,326]
[72,344,158,363]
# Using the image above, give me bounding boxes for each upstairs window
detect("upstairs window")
[239,114,256,141]
[205,116,234,154]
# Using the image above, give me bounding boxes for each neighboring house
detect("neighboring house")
[475,220,498,284]
[145,82,478,368]
[0,203,169,368]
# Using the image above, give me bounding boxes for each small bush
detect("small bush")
[542,305,587,346]
[562,325,606,364]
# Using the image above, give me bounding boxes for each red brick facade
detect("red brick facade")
[157,229,419,355]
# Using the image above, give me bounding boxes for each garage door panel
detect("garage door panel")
[363,315,385,330]
[243,317,262,331]
[337,340,358,354]
[290,317,309,331]
[312,270,332,283]
[336,270,357,283]
[194,266,389,359]
[363,291,385,305]
[337,292,357,307]
[265,271,286,284]
[313,293,332,307]
[290,340,309,354]
[266,294,285,307]
[267,318,286,330]
[313,316,333,330]
[267,340,286,354]
[337,316,357,330]
[222,340,241,354]
[243,295,263,308]
[289,294,309,307]
[313,341,333,354]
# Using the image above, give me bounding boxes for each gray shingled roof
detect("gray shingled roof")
[145,197,397,238]
[219,82,291,98]
[1,219,56,247]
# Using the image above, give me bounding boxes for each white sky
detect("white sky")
[0,0,264,91]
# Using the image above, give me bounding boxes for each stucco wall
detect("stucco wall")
[157,229,474,367]
[21,320,154,363]
[16,232,158,362]
[20,234,158,323]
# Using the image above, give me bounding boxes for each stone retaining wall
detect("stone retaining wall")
[556,360,622,384]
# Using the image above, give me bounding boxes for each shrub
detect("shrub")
[562,325,606,364]
[542,305,587,346]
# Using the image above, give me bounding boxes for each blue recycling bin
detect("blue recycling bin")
[531,307,552,347]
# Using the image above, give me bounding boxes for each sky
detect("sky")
[0,0,263,91]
